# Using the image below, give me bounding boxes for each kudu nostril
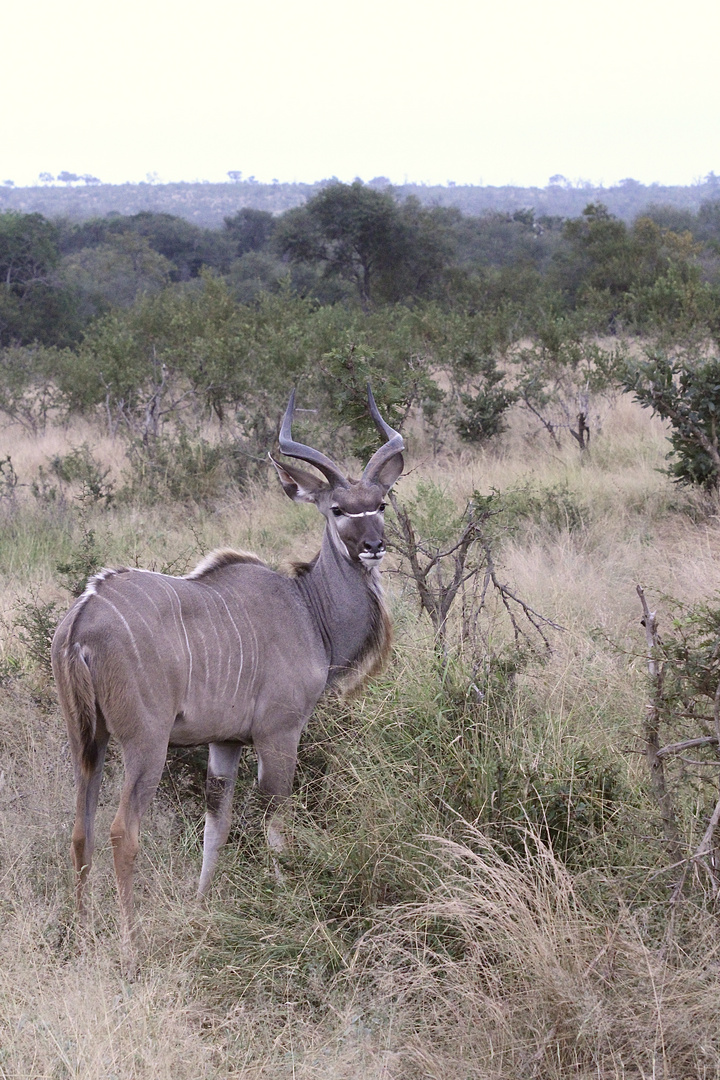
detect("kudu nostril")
[364,539,384,555]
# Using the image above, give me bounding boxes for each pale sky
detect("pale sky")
[3,0,719,189]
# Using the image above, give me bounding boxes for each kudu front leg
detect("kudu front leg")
[255,728,302,858]
[197,740,243,898]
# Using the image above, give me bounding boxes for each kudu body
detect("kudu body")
[52,390,404,962]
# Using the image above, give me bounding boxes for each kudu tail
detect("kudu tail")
[53,639,99,778]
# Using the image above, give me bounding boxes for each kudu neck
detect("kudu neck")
[298,527,381,684]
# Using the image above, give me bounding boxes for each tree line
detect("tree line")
[3,181,720,494]
[4,183,720,342]
[3,172,720,227]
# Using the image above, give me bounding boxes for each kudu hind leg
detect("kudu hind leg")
[197,741,243,898]
[70,726,109,923]
[110,744,168,969]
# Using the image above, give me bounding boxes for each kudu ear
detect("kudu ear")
[269,455,329,503]
[374,451,404,493]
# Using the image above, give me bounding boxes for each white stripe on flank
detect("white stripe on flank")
[152,576,189,669]
[195,591,213,681]
[95,596,143,664]
[178,611,193,692]
[127,576,164,621]
[201,589,222,674]
[203,585,245,699]
[155,577,194,694]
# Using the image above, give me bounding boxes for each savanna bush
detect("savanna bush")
[121,428,248,505]
[623,348,720,488]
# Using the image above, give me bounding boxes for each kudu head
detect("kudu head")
[270,387,404,567]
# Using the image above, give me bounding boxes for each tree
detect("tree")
[223,208,275,255]
[0,211,80,345]
[276,181,452,306]
[278,182,401,305]
[623,350,720,488]
[553,203,633,313]
[59,233,172,319]
[122,212,234,279]
[0,212,60,288]
[550,203,705,335]
[60,212,234,281]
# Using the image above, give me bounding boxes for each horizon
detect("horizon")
[4,173,720,192]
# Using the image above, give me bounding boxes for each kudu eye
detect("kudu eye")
[331,506,345,517]
[379,503,386,512]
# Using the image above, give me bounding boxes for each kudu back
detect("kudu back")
[52,388,403,962]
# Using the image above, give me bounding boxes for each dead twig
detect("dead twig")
[690,677,720,893]
[636,585,683,866]
[387,491,561,658]
[657,735,719,759]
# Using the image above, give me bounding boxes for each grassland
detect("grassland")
[2,396,720,1078]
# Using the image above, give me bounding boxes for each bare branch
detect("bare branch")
[388,490,560,656]
[693,795,720,862]
[519,396,562,448]
[657,736,719,759]
[635,585,683,866]
[482,542,564,651]
[691,674,720,888]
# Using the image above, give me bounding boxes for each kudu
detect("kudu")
[51,388,404,964]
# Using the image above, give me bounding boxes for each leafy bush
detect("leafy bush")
[13,594,62,674]
[55,512,103,597]
[623,349,720,488]
[503,479,587,534]
[0,345,67,433]
[49,443,114,507]
[454,353,517,443]
[121,427,251,504]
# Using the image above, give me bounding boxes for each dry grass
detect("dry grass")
[2,394,720,1077]
[347,829,720,1078]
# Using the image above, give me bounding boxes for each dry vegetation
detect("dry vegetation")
[2,396,720,1079]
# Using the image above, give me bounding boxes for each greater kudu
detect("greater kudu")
[51,388,404,964]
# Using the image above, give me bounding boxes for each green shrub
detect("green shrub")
[503,479,587,534]
[14,594,62,674]
[49,443,114,507]
[55,512,103,597]
[121,428,252,504]
[454,353,517,443]
[623,349,720,488]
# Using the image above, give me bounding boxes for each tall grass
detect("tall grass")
[2,396,720,1077]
